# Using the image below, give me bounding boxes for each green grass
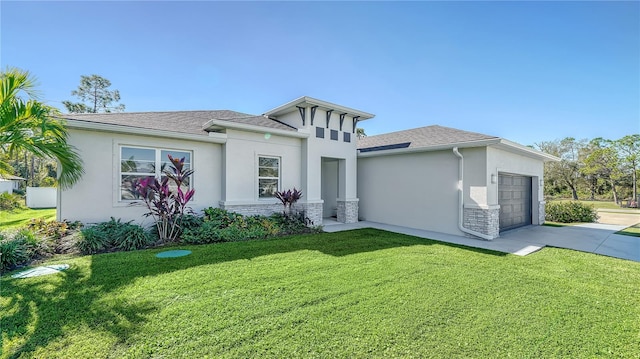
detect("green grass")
[0,208,56,230]
[2,229,639,358]
[550,199,640,211]
[616,223,640,237]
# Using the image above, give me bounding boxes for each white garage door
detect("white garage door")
[498,173,532,232]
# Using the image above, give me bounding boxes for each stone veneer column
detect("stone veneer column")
[462,206,500,240]
[301,201,323,226]
[337,199,359,224]
[538,201,546,225]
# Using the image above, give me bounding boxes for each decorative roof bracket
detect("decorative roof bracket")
[310,106,318,126]
[352,116,360,133]
[326,110,333,128]
[339,113,347,131]
[297,106,306,126]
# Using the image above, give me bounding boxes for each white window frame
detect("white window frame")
[257,155,281,199]
[119,145,193,202]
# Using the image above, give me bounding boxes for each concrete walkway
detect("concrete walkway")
[323,220,640,262]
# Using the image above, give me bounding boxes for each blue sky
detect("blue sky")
[2,1,638,146]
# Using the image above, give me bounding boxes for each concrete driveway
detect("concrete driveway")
[499,223,640,262]
[325,217,640,262]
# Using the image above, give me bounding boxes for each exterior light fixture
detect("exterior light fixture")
[491,174,497,184]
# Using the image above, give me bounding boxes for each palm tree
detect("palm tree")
[0,67,83,189]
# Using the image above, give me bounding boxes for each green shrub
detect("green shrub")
[182,221,227,244]
[546,201,599,223]
[77,218,153,253]
[14,228,54,257]
[0,226,71,272]
[180,214,204,232]
[92,217,125,239]
[270,212,320,235]
[77,227,110,254]
[0,192,23,211]
[203,207,243,227]
[114,224,152,251]
[0,235,29,272]
[183,208,318,245]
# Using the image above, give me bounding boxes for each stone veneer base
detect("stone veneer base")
[463,207,500,240]
[219,202,283,217]
[219,201,324,227]
[337,199,359,224]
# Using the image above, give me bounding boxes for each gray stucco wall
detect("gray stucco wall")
[357,150,464,235]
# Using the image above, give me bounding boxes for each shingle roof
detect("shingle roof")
[60,110,296,136]
[0,174,25,181]
[357,125,499,151]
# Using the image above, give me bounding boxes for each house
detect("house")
[59,96,557,240]
[357,125,558,239]
[0,174,25,194]
[59,97,372,227]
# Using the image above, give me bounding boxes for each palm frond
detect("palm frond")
[0,68,84,189]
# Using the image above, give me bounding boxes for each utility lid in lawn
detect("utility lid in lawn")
[11,264,70,279]
[156,250,192,258]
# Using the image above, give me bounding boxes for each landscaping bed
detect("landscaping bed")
[0,208,320,273]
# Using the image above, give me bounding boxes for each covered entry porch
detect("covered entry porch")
[321,157,358,224]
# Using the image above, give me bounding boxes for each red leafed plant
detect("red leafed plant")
[275,188,303,216]
[135,155,195,242]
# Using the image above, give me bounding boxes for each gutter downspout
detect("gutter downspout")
[453,147,494,240]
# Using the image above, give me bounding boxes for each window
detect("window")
[330,129,338,141]
[120,146,191,201]
[344,132,351,143]
[316,126,324,138]
[258,156,280,198]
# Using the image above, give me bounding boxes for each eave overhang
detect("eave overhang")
[65,119,228,144]
[202,119,310,138]
[263,96,375,121]
[358,138,559,162]
[493,139,560,162]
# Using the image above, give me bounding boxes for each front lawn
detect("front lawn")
[2,229,639,358]
[0,208,56,229]
[616,223,640,237]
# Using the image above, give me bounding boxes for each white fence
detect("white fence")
[26,187,57,208]
[0,181,13,194]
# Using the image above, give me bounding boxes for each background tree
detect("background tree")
[581,138,622,204]
[536,137,585,200]
[615,134,640,203]
[535,134,639,206]
[356,128,366,139]
[1,67,84,189]
[62,74,125,113]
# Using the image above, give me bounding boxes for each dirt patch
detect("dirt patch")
[597,211,640,226]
